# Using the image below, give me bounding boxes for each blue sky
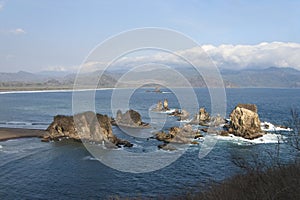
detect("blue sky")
[0,0,300,72]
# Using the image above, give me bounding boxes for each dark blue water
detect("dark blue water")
[0,88,299,199]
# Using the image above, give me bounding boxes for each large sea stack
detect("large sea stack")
[229,104,264,139]
[44,111,132,147]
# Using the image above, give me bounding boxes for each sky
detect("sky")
[0,0,300,72]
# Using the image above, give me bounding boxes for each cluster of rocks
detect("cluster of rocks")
[155,124,202,143]
[112,109,150,128]
[43,100,265,150]
[155,124,203,151]
[167,103,264,141]
[153,99,169,111]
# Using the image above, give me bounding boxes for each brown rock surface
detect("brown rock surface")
[190,107,210,125]
[115,109,150,128]
[229,104,264,139]
[46,111,132,147]
[155,124,198,144]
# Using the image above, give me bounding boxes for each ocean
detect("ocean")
[0,88,299,199]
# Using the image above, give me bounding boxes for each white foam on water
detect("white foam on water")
[0,145,3,149]
[163,109,177,114]
[151,108,177,114]
[261,121,292,132]
[216,133,285,144]
[179,119,192,123]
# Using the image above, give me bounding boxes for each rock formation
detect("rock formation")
[155,124,200,144]
[114,109,150,128]
[156,100,163,111]
[228,104,264,139]
[152,99,170,112]
[169,109,190,121]
[44,111,133,147]
[190,107,210,125]
[163,99,169,110]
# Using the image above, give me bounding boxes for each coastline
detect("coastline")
[0,87,116,94]
[0,127,47,142]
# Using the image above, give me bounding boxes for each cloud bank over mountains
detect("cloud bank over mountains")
[201,42,300,70]
[81,42,300,72]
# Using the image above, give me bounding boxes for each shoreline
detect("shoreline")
[0,127,47,142]
[0,87,115,95]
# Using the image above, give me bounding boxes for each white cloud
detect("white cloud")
[75,42,300,72]
[9,28,26,35]
[201,42,300,70]
[45,65,78,72]
[110,42,300,70]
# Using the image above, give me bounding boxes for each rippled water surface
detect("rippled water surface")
[0,88,299,199]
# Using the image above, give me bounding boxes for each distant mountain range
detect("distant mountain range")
[0,67,299,91]
[221,67,300,88]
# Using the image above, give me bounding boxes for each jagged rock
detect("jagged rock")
[155,124,198,144]
[229,104,264,139]
[152,99,170,112]
[169,109,190,121]
[45,111,132,147]
[163,99,169,110]
[156,100,163,111]
[190,107,210,125]
[156,131,173,141]
[115,109,150,128]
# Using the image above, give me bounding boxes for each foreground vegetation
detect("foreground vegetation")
[176,162,299,200]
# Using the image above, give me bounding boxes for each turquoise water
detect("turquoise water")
[0,88,299,199]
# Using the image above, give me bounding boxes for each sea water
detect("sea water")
[0,88,299,199]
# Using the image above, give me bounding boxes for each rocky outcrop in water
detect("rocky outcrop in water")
[155,100,163,111]
[44,111,133,147]
[227,104,264,139]
[169,109,190,121]
[152,99,170,112]
[190,107,210,125]
[155,124,201,144]
[114,109,150,128]
[163,99,169,110]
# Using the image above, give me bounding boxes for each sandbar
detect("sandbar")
[0,127,47,142]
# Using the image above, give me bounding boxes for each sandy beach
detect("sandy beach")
[0,127,47,142]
